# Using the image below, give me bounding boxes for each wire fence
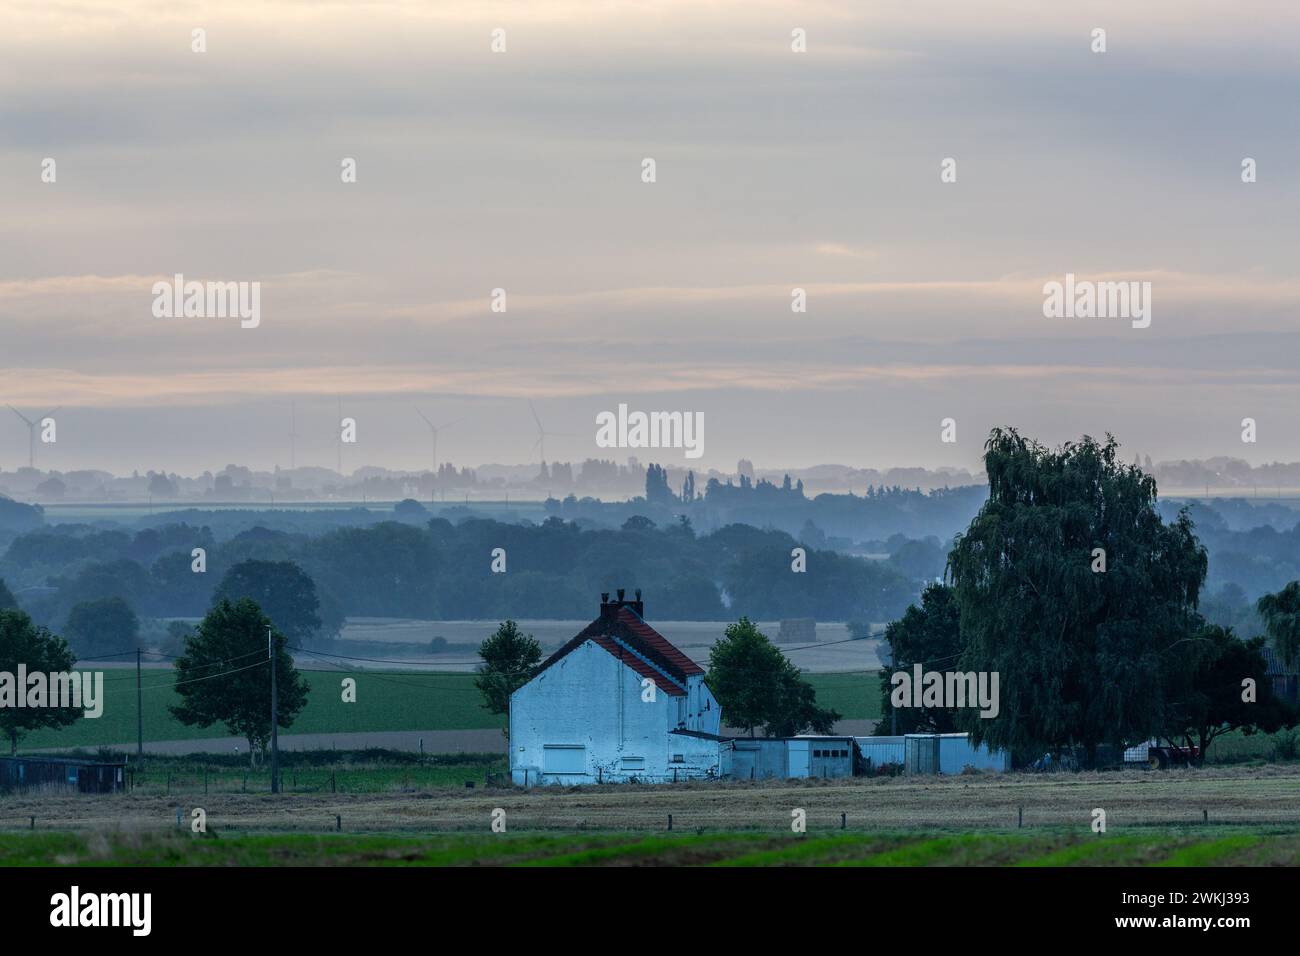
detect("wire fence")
[123,761,511,796]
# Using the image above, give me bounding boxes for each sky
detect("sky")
[2,1,1298,476]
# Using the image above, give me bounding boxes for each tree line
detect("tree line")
[0,515,921,654]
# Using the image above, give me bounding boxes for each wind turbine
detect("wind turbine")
[8,406,61,469]
[415,409,463,475]
[289,401,298,472]
[528,400,572,466]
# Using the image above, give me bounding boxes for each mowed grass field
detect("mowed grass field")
[3,762,1297,833]
[0,827,1294,867]
[16,670,882,751]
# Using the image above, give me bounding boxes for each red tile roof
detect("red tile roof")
[616,606,705,677]
[591,635,686,697]
[534,601,704,695]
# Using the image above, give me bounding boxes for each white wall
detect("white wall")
[510,640,721,785]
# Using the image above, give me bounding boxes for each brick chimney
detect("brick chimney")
[600,588,645,619]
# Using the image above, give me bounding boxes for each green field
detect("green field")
[16,670,879,751]
[0,826,1294,867]
[18,669,502,751]
[93,751,508,795]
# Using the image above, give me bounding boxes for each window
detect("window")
[622,756,645,770]
[671,754,685,763]
[814,750,823,758]
[542,745,586,774]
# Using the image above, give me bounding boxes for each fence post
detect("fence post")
[336,815,341,832]
[667,813,673,831]
[841,812,846,830]
[331,771,337,793]
[1018,806,1023,828]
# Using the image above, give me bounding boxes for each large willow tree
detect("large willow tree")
[948,429,1207,762]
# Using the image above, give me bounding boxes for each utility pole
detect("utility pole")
[136,648,143,760]
[268,627,280,794]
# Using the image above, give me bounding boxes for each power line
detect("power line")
[285,645,484,666]
[289,648,480,691]
[145,658,269,691]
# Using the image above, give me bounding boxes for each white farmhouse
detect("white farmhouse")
[510,590,724,785]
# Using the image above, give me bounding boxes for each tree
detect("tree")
[1160,624,1296,761]
[214,560,328,648]
[887,537,947,583]
[37,559,150,629]
[645,464,675,505]
[0,609,81,753]
[170,598,309,765]
[1257,581,1300,669]
[64,597,139,658]
[0,579,17,611]
[474,620,542,723]
[877,583,962,734]
[394,498,428,520]
[706,618,839,737]
[159,619,194,657]
[948,429,1207,764]
[147,472,177,497]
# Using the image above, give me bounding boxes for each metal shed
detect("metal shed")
[725,736,855,780]
[937,734,1011,773]
[903,733,1010,775]
[904,734,941,775]
[856,735,905,771]
[801,736,856,779]
[0,756,126,794]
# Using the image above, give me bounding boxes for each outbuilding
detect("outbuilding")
[0,756,126,793]
[725,736,855,780]
[903,733,1010,775]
